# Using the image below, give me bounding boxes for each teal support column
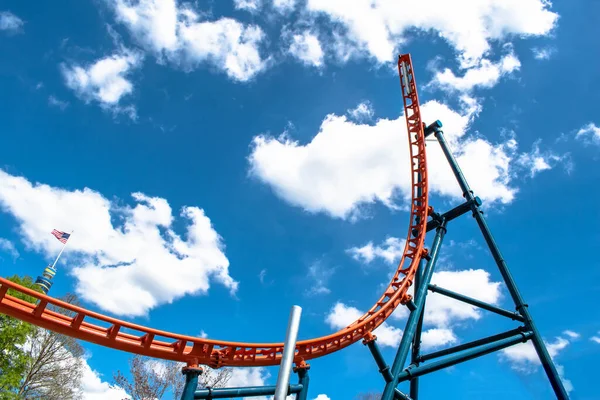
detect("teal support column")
[295,367,310,400]
[381,221,447,400]
[181,366,203,400]
[432,124,569,399]
[409,259,425,400]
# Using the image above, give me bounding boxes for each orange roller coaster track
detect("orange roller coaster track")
[0,54,427,369]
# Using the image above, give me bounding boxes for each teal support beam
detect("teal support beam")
[418,327,527,363]
[398,331,534,382]
[295,368,310,400]
[366,339,394,383]
[409,259,425,400]
[432,124,569,399]
[381,220,447,400]
[194,384,303,399]
[181,366,203,400]
[428,284,525,322]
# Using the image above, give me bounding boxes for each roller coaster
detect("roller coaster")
[0,54,570,399]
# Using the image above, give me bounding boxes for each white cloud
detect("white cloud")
[347,237,405,265]
[516,140,558,178]
[111,0,268,81]
[430,52,521,93]
[532,46,556,60]
[575,122,600,145]
[347,101,374,122]
[0,238,19,260]
[421,328,457,350]
[313,395,331,400]
[81,358,130,399]
[305,0,557,67]
[249,99,554,220]
[0,11,23,33]
[500,332,575,393]
[326,302,402,347]
[562,330,580,340]
[61,49,142,117]
[234,0,262,13]
[287,30,324,68]
[48,95,69,110]
[591,334,600,344]
[426,269,502,327]
[0,168,237,316]
[306,260,334,295]
[273,0,296,14]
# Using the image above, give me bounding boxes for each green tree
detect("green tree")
[0,275,85,400]
[0,275,41,399]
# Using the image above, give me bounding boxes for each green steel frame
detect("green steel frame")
[179,119,569,400]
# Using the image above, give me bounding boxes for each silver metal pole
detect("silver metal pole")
[274,305,302,400]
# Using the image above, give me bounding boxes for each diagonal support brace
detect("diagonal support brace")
[428,284,525,322]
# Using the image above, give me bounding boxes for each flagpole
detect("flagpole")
[51,230,73,269]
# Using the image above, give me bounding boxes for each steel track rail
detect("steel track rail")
[0,54,428,368]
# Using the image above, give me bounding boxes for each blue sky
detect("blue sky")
[0,0,599,398]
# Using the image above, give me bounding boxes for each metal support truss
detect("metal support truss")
[374,120,570,399]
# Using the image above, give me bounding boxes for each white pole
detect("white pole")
[274,305,302,400]
[51,231,73,269]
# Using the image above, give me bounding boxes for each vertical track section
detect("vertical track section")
[0,54,429,369]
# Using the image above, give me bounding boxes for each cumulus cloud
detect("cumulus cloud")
[48,95,69,110]
[234,0,262,13]
[110,0,268,81]
[532,46,556,60]
[429,52,521,93]
[575,122,600,145]
[61,49,142,118]
[347,237,405,265]
[500,332,576,393]
[591,333,600,344]
[305,0,557,67]
[305,260,335,295]
[249,100,556,220]
[0,11,23,33]
[562,330,579,340]
[347,101,374,122]
[313,395,331,400]
[421,328,457,350]
[287,30,324,68]
[426,269,502,327]
[0,238,19,261]
[0,168,237,316]
[81,359,129,399]
[273,0,296,14]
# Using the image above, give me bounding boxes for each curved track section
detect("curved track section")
[0,54,428,368]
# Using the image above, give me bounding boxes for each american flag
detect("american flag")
[51,229,71,244]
